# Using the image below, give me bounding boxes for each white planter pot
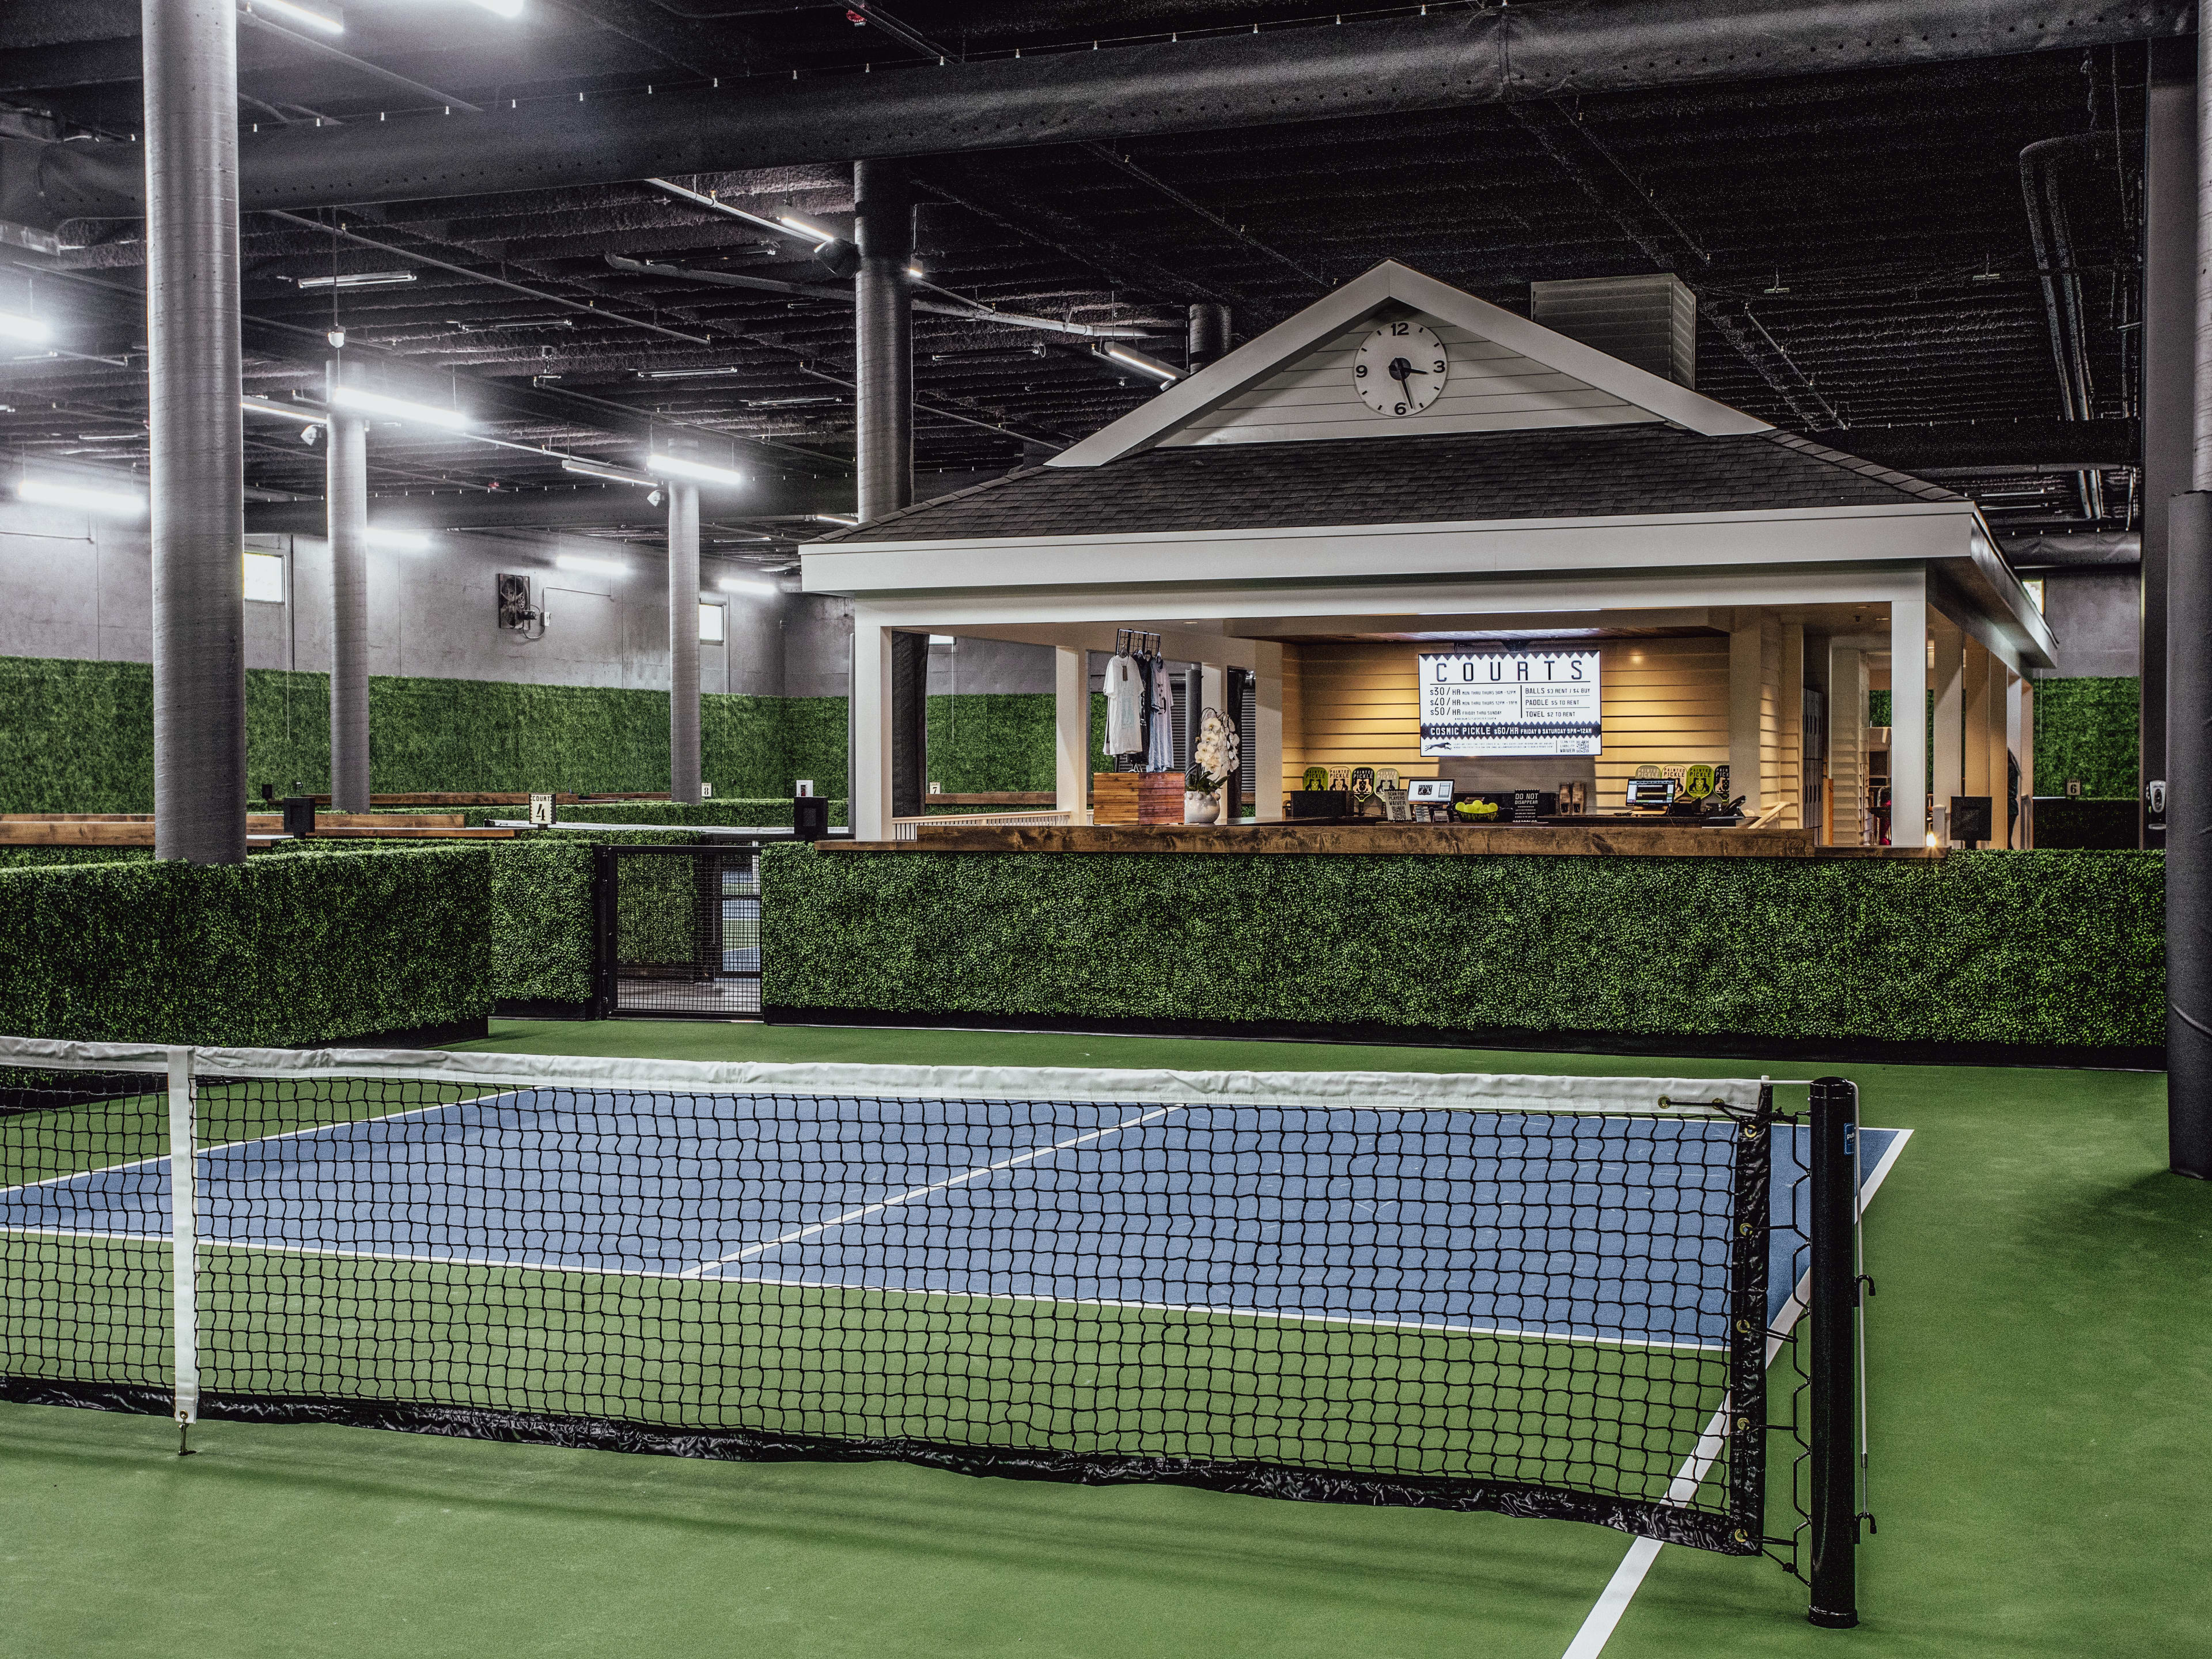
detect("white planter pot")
[1183,791,1221,824]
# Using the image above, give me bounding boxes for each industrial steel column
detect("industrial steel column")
[325,361,369,813]
[145,0,246,863]
[854,160,914,522]
[2169,0,2212,1178]
[667,480,702,804]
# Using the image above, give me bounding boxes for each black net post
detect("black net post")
[590,843,616,1018]
[1807,1076,1861,1628]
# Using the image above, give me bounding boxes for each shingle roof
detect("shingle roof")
[819,426,1963,544]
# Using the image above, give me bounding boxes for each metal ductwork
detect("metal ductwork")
[854,158,913,522]
[1,0,2192,224]
[1187,304,1231,372]
[1531,274,1698,387]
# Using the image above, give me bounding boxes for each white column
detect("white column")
[1200,662,1227,814]
[1779,623,1806,828]
[2004,668,2025,846]
[851,616,894,841]
[1252,641,1285,821]
[1962,637,1992,802]
[1889,586,1929,847]
[1931,612,1965,818]
[1729,612,1764,810]
[1054,646,1088,820]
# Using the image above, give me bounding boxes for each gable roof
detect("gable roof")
[815,427,1961,546]
[1048,260,1771,468]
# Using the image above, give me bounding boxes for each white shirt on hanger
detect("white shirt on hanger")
[1103,654,1145,756]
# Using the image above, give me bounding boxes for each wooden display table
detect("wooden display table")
[829,821,1863,858]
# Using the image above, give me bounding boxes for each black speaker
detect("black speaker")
[793,796,830,842]
[281,796,317,838]
[1949,795,1993,846]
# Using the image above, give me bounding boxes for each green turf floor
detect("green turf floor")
[2,1019,2204,1658]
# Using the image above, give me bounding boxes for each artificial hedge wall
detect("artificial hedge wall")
[2034,676,2138,799]
[0,654,849,810]
[0,844,492,1045]
[762,846,2163,1050]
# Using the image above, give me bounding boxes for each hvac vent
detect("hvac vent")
[1529,273,1698,389]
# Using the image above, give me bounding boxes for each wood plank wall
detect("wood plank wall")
[1279,635,1744,810]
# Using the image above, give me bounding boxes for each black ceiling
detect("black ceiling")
[0,1,2151,555]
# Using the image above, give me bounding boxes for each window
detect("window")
[2021,577,2046,615]
[698,602,725,643]
[243,550,286,604]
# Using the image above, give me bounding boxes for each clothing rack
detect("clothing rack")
[1113,628,1162,657]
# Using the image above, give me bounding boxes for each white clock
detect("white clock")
[1354,320,1448,415]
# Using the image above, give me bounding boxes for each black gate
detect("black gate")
[596,843,763,1018]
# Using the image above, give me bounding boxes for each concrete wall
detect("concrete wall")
[2032,567,2141,679]
[0,494,851,699]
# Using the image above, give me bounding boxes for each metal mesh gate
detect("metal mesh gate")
[600,843,762,1018]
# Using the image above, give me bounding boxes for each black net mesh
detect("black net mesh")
[610,845,762,1017]
[0,1061,1772,1552]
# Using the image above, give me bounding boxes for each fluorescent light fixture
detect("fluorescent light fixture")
[1100,344,1180,384]
[328,385,471,430]
[249,0,344,35]
[812,513,859,526]
[778,214,834,243]
[17,475,146,518]
[716,576,779,596]
[560,457,656,486]
[641,366,745,380]
[647,453,747,488]
[554,554,628,577]
[364,526,431,552]
[0,310,51,344]
[294,270,416,291]
[241,395,327,423]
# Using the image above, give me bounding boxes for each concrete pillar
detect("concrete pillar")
[851,616,893,840]
[1889,589,1929,847]
[854,160,914,522]
[2144,37,2195,850]
[1931,614,1964,817]
[1252,641,1285,822]
[1054,646,1088,819]
[1728,612,1764,810]
[666,481,701,804]
[146,0,246,863]
[325,362,369,813]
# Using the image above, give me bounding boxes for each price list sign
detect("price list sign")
[1419,649,1603,756]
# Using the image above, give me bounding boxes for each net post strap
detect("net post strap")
[166,1046,198,1428]
[0,1035,1765,1118]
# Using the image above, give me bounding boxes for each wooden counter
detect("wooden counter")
[823,822,1944,858]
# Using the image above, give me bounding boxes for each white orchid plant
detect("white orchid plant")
[1187,707,1241,795]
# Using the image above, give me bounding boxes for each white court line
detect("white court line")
[1559,1126,1912,1659]
[675,1103,1187,1278]
[0,1088,518,1203]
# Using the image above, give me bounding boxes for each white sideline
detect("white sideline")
[1558,1124,1912,1659]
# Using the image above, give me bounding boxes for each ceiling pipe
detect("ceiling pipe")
[853,158,913,521]
[1186,303,1230,372]
[5,0,2192,224]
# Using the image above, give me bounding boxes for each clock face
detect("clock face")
[1355,321,1448,415]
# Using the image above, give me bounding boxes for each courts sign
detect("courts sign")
[1419,649,1603,757]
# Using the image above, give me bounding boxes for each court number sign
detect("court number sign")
[1418,649,1603,757]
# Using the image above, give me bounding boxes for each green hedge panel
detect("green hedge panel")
[0,845,492,1045]
[488,839,596,1003]
[926,694,1058,793]
[0,654,853,809]
[761,847,2162,1048]
[2035,676,2139,800]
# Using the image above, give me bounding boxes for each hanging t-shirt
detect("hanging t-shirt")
[1147,656,1175,772]
[1103,654,1145,756]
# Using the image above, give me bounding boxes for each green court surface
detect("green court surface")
[2,1019,2204,1658]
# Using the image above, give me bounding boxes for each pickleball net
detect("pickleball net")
[0,1039,1856,1578]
